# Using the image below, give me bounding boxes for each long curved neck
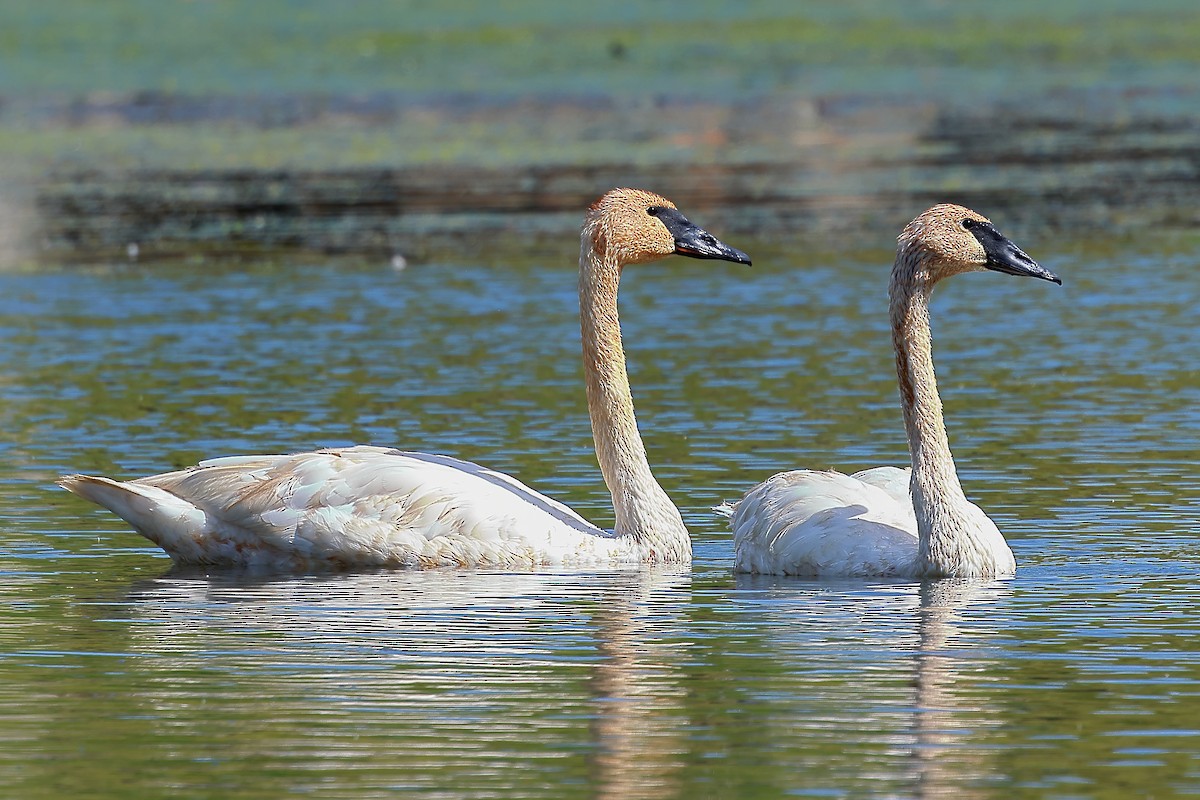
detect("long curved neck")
[578,231,689,558]
[889,248,973,569]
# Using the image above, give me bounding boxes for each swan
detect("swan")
[723,204,1060,578]
[59,188,750,570]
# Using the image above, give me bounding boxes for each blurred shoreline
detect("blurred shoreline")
[3,0,1200,265]
[5,86,1198,265]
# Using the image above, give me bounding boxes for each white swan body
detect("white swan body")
[727,204,1060,578]
[729,466,1003,577]
[63,446,629,570]
[61,189,750,570]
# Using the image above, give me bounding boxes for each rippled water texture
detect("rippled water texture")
[4,0,1200,795]
[2,235,1200,797]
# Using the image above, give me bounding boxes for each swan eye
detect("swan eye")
[961,218,976,230]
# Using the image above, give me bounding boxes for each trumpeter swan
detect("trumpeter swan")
[724,204,1059,578]
[60,188,750,570]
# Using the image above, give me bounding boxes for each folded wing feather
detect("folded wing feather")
[730,468,919,576]
[65,445,611,568]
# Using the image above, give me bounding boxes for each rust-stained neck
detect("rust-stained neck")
[578,214,689,559]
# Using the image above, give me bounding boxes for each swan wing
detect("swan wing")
[60,445,617,569]
[730,469,919,577]
[850,466,914,513]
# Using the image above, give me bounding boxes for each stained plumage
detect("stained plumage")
[725,204,1060,578]
[61,188,750,570]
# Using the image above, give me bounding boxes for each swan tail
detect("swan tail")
[712,501,738,518]
[58,474,212,561]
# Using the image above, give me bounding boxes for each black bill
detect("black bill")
[654,207,752,265]
[969,220,1061,285]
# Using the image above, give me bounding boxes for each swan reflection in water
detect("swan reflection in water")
[118,567,694,799]
[115,566,1009,796]
[910,580,1011,799]
[732,574,1012,798]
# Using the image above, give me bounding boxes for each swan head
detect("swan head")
[898,204,1060,285]
[585,188,751,267]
